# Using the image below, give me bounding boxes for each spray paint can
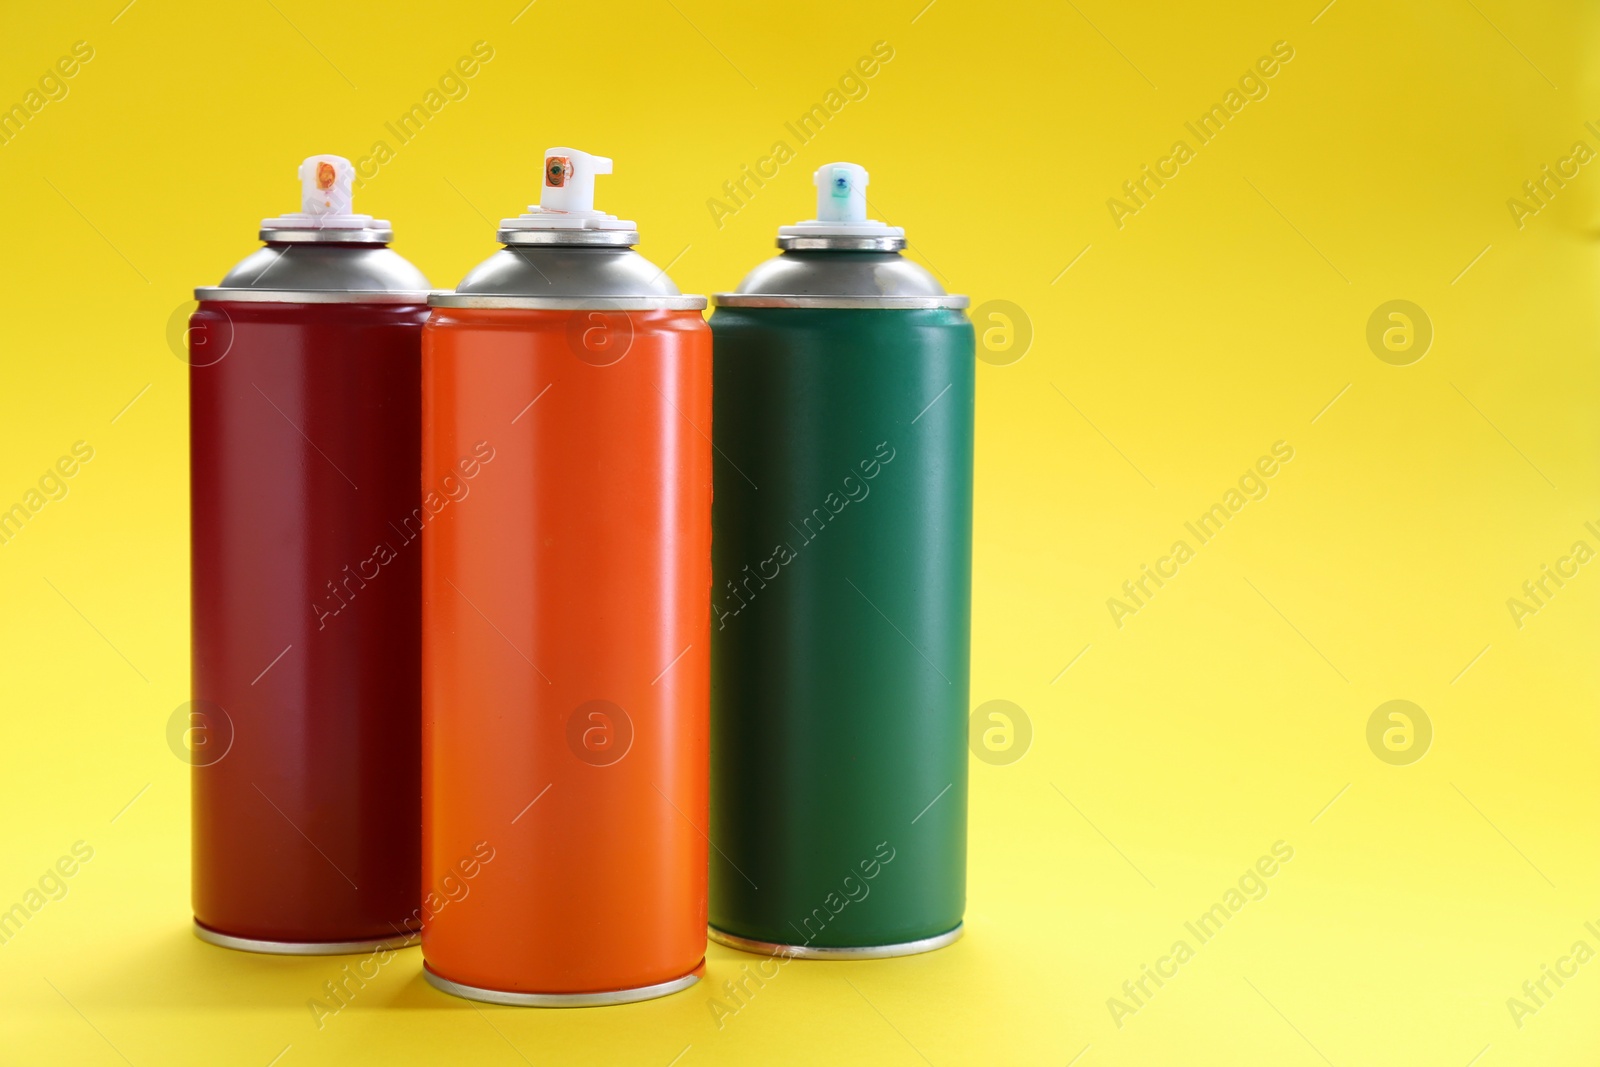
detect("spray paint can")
[189,156,431,953]
[708,163,973,958]
[421,148,712,1005]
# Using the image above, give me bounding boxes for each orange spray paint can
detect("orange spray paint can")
[420,148,712,1005]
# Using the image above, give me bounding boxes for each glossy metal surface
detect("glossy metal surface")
[197,240,431,302]
[193,920,419,956]
[421,305,712,999]
[194,288,433,304]
[430,295,705,311]
[446,244,682,300]
[258,225,394,244]
[190,297,428,945]
[715,249,965,306]
[715,294,967,309]
[708,923,964,960]
[709,242,975,951]
[776,233,906,252]
[423,964,701,1007]
[499,228,639,247]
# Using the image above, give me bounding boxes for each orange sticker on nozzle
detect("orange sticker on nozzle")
[545,156,571,188]
[316,161,336,192]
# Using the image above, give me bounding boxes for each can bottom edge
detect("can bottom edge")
[708,922,963,960]
[422,960,704,1007]
[193,919,420,956]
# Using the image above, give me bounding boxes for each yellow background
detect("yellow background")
[2,0,1598,1063]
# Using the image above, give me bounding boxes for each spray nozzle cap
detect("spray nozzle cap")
[499,146,637,243]
[301,155,355,216]
[816,163,868,223]
[777,161,904,249]
[260,154,388,239]
[540,148,611,213]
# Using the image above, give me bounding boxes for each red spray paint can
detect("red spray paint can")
[188,155,432,953]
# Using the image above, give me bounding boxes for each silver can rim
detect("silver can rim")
[776,234,906,252]
[708,922,963,960]
[429,294,708,311]
[713,294,969,310]
[422,962,701,1007]
[194,287,436,304]
[258,227,394,244]
[193,919,420,956]
[498,229,640,247]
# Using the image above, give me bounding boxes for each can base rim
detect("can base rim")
[193,919,419,956]
[707,922,963,960]
[422,961,703,1007]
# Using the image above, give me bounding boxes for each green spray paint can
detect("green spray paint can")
[709,163,973,959]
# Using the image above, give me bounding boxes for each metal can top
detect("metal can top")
[428,244,706,311]
[714,162,967,310]
[430,147,705,311]
[195,154,432,304]
[714,251,967,310]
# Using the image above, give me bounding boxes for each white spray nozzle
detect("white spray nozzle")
[776,160,904,244]
[299,155,355,216]
[815,163,868,223]
[260,154,380,234]
[539,147,612,214]
[499,146,635,236]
